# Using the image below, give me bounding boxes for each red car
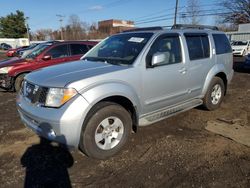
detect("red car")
[0,41,97,91]
[6,46,29,57]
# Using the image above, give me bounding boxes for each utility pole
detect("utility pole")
[174,0,179,25]
[25,17,30,44]
[56,14,65,40]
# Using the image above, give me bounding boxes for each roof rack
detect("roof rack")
[123,27,164,33]
[171,24,219,31]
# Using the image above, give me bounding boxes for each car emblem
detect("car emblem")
[33,85,39,94]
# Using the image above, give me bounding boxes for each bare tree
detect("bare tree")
[222,0,250,25]
[33,29,53,41]
[182,0,202,25]
[63,15,87,40]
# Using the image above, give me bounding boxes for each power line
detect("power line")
[135,8,228,24]
[133,2,223,23]
[30,0,134,30]
[135,12,233,25]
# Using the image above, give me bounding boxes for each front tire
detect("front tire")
[203,77,225,111]
[79,102,132,159]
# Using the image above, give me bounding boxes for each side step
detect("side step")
[139,99,203,126]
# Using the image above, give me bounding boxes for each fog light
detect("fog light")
[47,129,56,139]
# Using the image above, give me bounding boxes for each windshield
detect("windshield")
[83,32,153,65]
[25,44,50,59]
[232,41,248,46]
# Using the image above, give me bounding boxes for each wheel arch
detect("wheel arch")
[202,64,228,96]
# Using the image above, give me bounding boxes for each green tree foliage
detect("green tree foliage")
[0,10,27,38]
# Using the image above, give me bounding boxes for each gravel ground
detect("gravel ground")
[0,53,249,188]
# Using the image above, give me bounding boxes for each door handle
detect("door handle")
[179,68,187,74]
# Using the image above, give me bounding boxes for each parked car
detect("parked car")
[0,41,97,91]
[244,53,250,69]
[231,40,250,56]
[15,43,40,57]
[0,43,12,50]
[17,25,234,159]
[6,46,29,57]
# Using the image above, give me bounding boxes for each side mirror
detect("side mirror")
[151,52,167,67]
[42,55,52,61]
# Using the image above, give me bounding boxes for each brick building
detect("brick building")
[98,19,135,35]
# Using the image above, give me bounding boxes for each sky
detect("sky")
[0,0,221,32]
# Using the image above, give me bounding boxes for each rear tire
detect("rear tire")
[14,74,26,92]
[79,102,132,159]
[203,77,225,111]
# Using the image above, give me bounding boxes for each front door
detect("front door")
[142,34,190,114]
[36,44,69,69]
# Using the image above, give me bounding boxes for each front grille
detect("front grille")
[23,81,48,105]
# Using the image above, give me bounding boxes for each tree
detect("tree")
[222,0,250,25]
[182,0,202,25]
[0,10,27,38]
[64,15,87,40]
[33,29,53,41]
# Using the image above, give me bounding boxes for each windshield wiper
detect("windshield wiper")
[83,57,107,62]
[83,56,129,66]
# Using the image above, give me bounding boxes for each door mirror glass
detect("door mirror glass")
[42,55,52,61]
[151,52,168,66]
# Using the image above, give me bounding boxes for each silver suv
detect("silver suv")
[17,25,234,159]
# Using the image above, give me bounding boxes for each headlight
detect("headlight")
[0,66,13,74]
[45,88,77,108]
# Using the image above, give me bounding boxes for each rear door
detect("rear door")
[184,33,213,98]
[69,43,90,61]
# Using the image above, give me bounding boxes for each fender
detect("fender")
[201,63,227,96]
[79,80,142,113]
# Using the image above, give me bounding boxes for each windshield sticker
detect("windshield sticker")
[128,37,144,43]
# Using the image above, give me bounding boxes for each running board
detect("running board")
[139,99,203,126]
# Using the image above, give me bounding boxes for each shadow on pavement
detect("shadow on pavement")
[21,136,74,188]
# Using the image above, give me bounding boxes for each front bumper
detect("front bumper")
[232,51,244,56]
[16,93,90,148]
[0,74,13,90]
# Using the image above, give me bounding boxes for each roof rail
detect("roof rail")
[123,27,164,33]
[171,24,219,31]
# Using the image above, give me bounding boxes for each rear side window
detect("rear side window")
[46,45,68,58]
[212,34,232,54]
[71,44,89,55]
[185,34,210,60]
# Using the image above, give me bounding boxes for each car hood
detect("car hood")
[25,60,131,88]
[0,57,28,68]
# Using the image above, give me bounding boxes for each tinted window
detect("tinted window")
[147,34,182,66]
[213,34,232,54]
[185,34,210,60]
[46,45,68,58]
[71,44,89,55]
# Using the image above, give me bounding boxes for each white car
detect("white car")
[231,40,250,56]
